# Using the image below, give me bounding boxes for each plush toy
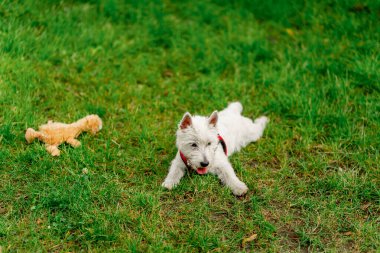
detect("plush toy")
[25,114,102,156]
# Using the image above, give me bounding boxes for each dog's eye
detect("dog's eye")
[191,143,198,148]
[207,142,211,146]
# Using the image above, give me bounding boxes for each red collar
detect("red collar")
[217,134,227,155]
[179,134,227,170]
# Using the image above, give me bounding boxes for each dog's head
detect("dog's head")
[176,111,219,174]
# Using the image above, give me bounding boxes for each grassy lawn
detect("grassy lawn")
[0,0,379,251]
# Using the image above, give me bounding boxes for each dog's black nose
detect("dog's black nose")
[200,161,209,167]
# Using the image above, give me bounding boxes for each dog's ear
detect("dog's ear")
[208,111,218,127]
[179,112,192,129]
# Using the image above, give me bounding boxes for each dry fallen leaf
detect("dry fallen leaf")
[361,203,371,210]
[242,233,258,247]
[36,218,43,225]
[285,28,295,37]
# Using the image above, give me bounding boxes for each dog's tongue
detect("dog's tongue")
[196,167,207,174]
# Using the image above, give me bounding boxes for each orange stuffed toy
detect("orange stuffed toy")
[25,114,102,156]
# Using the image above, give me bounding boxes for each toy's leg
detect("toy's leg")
[45,144,60,156]
[66,138,81,147]
[25,128,43,143]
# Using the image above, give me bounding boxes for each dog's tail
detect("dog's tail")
[227,102,243,114]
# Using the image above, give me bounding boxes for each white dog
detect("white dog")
[162,102,269,196]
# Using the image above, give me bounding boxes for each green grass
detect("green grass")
[0,0,379,251]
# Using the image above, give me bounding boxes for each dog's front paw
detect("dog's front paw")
[255,116,269,126]
[231,182,248,196]
[162,180,177,190]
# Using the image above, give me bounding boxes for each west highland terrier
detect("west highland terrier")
[162,102,269,196]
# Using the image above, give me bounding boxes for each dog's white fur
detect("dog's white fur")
[162,102,269,196]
